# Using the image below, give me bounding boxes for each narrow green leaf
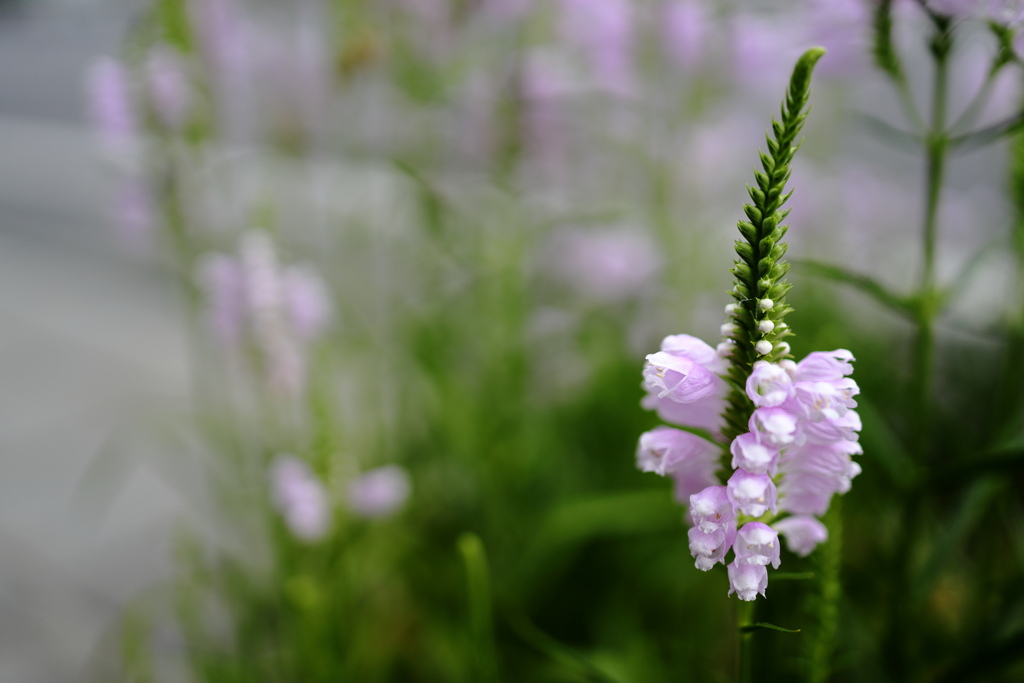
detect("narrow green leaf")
[795,259,915,316]
[458,533,499,682]
[508,613,627,683]
[739,622,802,634]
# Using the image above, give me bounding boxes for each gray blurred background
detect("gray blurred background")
[0,1,189,680]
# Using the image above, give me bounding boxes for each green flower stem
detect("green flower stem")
[806,499,842,683]
[891,21,953,680]
[737,600,754,683]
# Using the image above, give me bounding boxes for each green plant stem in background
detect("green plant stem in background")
[458,533,499,683]
[911,23,951,465]
[890,18,953,680]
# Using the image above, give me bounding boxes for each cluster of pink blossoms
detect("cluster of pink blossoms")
[198,232,333,395]
[636,332,861,600]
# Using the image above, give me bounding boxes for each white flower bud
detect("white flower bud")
[720,322,737,337]
[724,303,740,316]
[716,341,734,358]
[775,341,791,356]
[755,340,773,355]
[757,320,775,334]
[758,298,774,311]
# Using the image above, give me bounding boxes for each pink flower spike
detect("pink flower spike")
[749,406,799,449]
[734,522,781,569]
[728,560,768,601]
[773,516,828,557]
[746,361,794,407]
[727,469,778,518]
[730,432,780,476]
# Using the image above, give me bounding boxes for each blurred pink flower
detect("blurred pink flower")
[559,0,635,95]
[661,0,707,70]
[548,227,662,302]
[346,466,411,519]
[145,45,192,130]
[86,57,136,155]
[270,455,331,541]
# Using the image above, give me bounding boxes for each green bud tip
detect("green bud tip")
[791,47,827,93]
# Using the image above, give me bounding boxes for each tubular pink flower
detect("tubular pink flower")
[636,426,719,504]
[791,380,859,422]
[746,360,794,407]
[641,389,726,433]
[644,352,719,403]
[793,349,855,382]
[688,525,735,571]
[729,432,779,476]
[728,560,767,601]
[689,485,735,534]
[773,515,828,557]
[749,406,799,448]
[800,408,862,444]
[641,334,728,432]
[734,522,781,568]
[727,469,778,518]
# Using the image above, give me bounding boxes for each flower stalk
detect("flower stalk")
[722,47,825,443]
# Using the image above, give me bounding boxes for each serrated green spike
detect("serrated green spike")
[721,47,823,443]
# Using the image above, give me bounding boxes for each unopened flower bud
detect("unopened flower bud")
[725,303,740,316]
[758,298,774,311]
[755,340,772,355]
[720,322,737,337]
[758,320,775,334]
[775,341,791,356]
[716,341,734,358]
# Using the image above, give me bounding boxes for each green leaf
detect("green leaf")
[795,259,916,317]
[508,613,627,683]
[739,622,802,634]
[458,533,499,681]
